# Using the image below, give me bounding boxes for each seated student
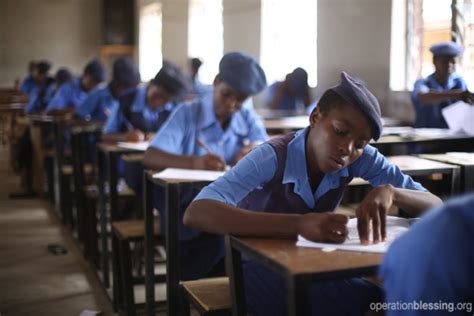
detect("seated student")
[187,57,211,99]
[46,59,105,114]
[412,41,474,128]
[19,61,38,95]
[184,72,442,316]
[24,61,55,114]
[142,52,268,280]
[263,67,311,112]
[380,193,474,316]
[76,57,141,122]
[101,62,186,142]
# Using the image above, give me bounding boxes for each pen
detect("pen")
[196,138,213,154]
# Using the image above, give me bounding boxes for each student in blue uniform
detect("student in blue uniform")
[101,62,186,142]
[142,52,268,280]
[46,59,105,114]
[412,41,473,128]
[19,61,38,95]
[263,67,311,112]
[187,57,210,99]
[76,57,141,122]
[380,193,474,316]
[24,61,55,114]
[184,72,442,315]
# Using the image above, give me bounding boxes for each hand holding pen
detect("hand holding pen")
[124,118,145,142]
[194,138,226,171]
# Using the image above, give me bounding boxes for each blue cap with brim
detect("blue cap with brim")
[331,72,382,140]
[430,42,464,57]
[219,52,267,96]
[112,57,141,87]
[84,59,106,83]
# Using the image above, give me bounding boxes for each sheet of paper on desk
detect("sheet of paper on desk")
[117,141,150,151]
[153,168,225,181]
[442,101,474,135]
[296,216,410,253]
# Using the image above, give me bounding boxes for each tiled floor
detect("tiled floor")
[0,145,116,316]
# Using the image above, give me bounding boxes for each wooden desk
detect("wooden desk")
[418,153,474,192]
[96,142,145,288]
[374,132,474,156]
[226,236,382,316]
[144,170,222,316]
[348,155,461,198]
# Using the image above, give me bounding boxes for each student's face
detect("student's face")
[147,84,172,110]
[81,74,99,92]
[213,78,248,122]
[433,56,456,77]
[307,103,372,174]
[34,72,47,84]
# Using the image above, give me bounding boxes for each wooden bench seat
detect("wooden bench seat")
[112,219,161,240]
[181,277,231,315]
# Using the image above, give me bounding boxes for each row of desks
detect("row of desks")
[19,112,474,316]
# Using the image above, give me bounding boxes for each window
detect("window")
[260,0,317,87]
[390,0,474,90]
[139,2,162,81]
[188,0,223,84]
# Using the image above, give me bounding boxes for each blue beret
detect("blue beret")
[84,59,106,83]
[430,42,464,57]
[55,68,73,85]
[151,62,186,96]
[331,72,382,140]
[112,57,141,87]
[219,52,267,96]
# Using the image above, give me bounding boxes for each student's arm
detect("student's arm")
[355,184,442,244]
[185,199,348,243]
[353,146,443,244]
[415,90,472,105]
[101,104,145,142]
[184,144,349,243]
[143,147,225,171]
[143,104,225,170]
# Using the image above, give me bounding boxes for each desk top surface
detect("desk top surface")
[230,237,382,277]
[419,153,474,166]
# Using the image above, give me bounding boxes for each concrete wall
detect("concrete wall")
[0,0,102,87]
[223,0,261,59]
[0,0,415,121]
[317,0,393,114]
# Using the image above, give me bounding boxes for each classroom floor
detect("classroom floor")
[0,145,116,316]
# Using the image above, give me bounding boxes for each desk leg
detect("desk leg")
[288,275,308,316]
[166,184,180,316]
[145,174,156,316]
[97,149,110,288]
[451,167,461,195]
[465,166,474,192]
[226,236,246,316]
[108,152,121,310]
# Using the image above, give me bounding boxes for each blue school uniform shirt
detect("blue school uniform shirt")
[24,79,55,114]
[103,85,175,134]
[20,75,37,95]
[263,82,305,111]
[380,194,474,316]
[76,84,117,122]
[411,73,468,128]
[148,93,268,164]
[196,127,426,207]
[46,78,89,111]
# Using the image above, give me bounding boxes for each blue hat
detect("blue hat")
[430,42,464,57]
[55,68,73,85]
[84,59,106,83]
[151,62,186,96]
[112,57,141,87]
[219,52,267,96]
[331,72,382,140]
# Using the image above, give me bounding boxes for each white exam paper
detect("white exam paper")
[296,216,410,253]
[153,168,225,181]
[117,141,150,151]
